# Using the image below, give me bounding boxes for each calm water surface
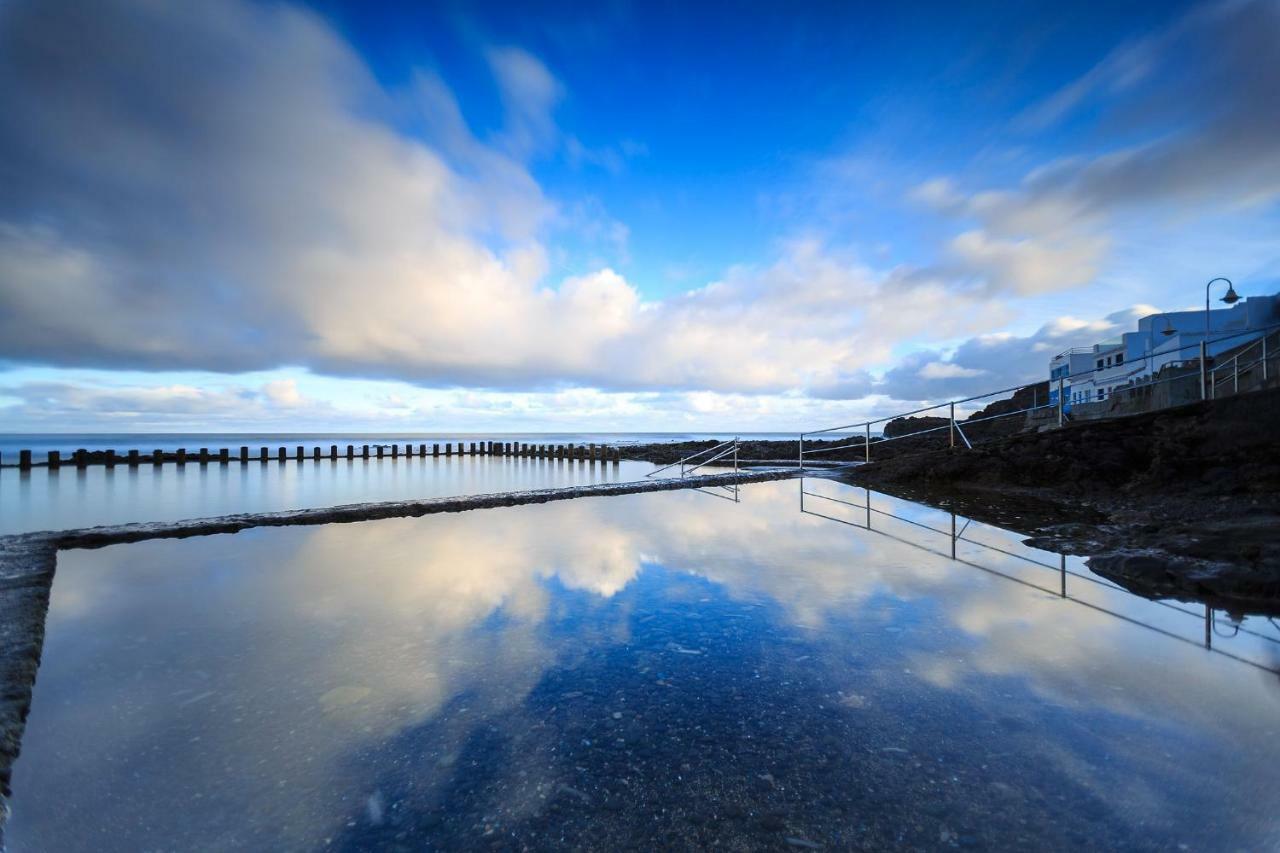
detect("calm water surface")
[7,479,1280,850]
[0,457,656,535]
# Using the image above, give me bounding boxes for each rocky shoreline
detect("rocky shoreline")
[839,389,1280,614]
[621,386,1280,614]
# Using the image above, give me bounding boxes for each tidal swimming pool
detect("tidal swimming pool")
[7,479,1280,850]
[0,456,655,535]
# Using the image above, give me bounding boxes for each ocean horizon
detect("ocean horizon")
[0,431,801,458]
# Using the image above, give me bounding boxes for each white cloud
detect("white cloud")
[0,377,335,427]
[909,177,963,211]
[0,0,1014,400]
[485,46,563,159]
[917,362,985,380]
[908,1,1280,300]
[948,228,1109,296]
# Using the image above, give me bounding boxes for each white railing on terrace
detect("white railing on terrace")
[798,320,1280,469]
[1209,328,1274,398]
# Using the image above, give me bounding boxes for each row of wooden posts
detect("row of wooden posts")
[2,442,623,471]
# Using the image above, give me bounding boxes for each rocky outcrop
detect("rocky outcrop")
[843,386,1280,612]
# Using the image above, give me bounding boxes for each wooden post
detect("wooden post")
[391,444,398,459]
[377,446,384,459]
[311,447,319,461]
[175,449,185,466]
[294,446,303,462]
[240,446,249,463]
[278,447,286,463]
[126,449,139,467]
[362,444,369,459]
[419,443,427,456]
[346,445,354,460]
[331,445,338,460]
[433,443,440,457]
[219,448,229,465]
[154,449,164,466]
[19,450,32,470]
[48,450,60,469]
[471,442,477,455]
[260,447,268,463]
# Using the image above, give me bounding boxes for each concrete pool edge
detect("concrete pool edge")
[0,467,804,837]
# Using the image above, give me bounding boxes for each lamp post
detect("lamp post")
[1205,277,1240,342]
[1202,277,1240,399]
[1144,316,1177,382]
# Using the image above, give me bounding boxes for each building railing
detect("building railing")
[1209,326,1276,398]
[797,320,1280,469]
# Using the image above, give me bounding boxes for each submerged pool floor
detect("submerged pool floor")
[8,479,1280,850]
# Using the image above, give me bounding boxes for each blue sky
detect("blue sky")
[0,0,1277,432]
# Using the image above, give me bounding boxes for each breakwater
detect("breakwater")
[0,440,623,470]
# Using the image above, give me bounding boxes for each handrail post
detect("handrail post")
[864,423,870,463]
[798,433,804,470]
[949,403,955,448]
[1057,377,1064,427]
[1200,340,1208,400]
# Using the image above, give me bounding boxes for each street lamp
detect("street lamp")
[1205,276,1240,342]
[1201,277,1240,400]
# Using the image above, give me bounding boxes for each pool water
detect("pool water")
[0,455,655,535]
[7,479,1279,850]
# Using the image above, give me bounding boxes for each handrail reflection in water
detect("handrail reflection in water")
[797,480,1280,676]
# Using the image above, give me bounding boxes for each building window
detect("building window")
[1115,354,1123,365]
[1097,388,1105,400]
[1096,359,1104,370]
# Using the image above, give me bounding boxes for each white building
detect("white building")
[1048,294,1280,411]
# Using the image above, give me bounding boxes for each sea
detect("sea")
[0,432,798,535]
[0,431,796,458]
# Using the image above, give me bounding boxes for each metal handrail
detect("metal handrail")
[798,320,1280,468]
[1209,327,1274,395]
[645,437,739,479]
[683,442,740,476]
[798,481,1280,673]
